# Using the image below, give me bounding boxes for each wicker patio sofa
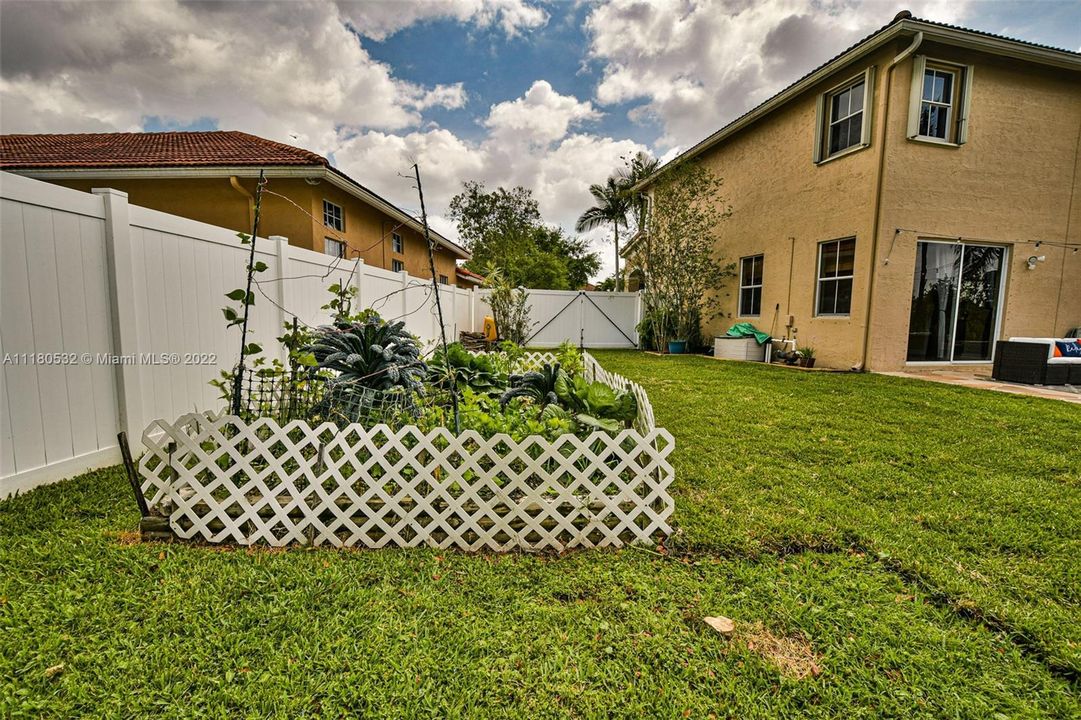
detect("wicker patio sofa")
[992,337,1081,386]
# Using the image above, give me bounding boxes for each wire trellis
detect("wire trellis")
[238,368,454,430]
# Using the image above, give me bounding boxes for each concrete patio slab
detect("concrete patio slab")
[879,369,1081,405]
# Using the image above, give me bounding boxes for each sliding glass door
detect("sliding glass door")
[907,241,1005,363]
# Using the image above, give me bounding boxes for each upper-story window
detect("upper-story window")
[814,67,875,163]
[907,56,973,145]
[738,255,763,317]
[324,237,345,258]
[391,232,404,254]
[323,200,344,232]
[392,259,405,273]
[439,274,450,285]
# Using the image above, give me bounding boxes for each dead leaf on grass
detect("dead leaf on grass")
[44,663,64,678]
[703,616,735,637]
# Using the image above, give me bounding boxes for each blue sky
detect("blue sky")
[364,1,1079,151]
[2,0,1078,279]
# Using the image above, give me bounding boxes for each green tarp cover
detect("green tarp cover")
[724,322,770,345]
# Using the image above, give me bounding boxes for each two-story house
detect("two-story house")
[0,131,472,286]
[628,12,1080,372]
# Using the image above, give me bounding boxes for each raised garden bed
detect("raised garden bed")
[138,352,674,551]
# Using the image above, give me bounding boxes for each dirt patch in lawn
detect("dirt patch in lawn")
[738,623,823,680]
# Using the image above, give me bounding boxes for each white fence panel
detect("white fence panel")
[0,178,120,494]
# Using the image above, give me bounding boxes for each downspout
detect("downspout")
[854,29,923,372]
[229,176,255,229]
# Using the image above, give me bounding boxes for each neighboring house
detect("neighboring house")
[0,131,473,286]
[455,266,486,287]
[627,12,1081,371]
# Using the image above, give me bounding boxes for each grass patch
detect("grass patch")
[593,351,1080,679]
[2,353,1079,717]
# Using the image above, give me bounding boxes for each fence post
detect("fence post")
[578,292,586,349]
[351,257,364,317]
[470,287,476,333]
[269,236,290,361]
[633,291,643,348]
[400,269,410,325]
[93,188,144,439]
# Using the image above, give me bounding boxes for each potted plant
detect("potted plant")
[797,345,816,368]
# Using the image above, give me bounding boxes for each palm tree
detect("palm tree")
[576,177,631,291]
[619,151,660,233]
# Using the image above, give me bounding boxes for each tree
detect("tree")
[448,182,600,290]
[631,161,734,351]
[533,226,600,289]
[575,177,631,292]
[618,151,660,235]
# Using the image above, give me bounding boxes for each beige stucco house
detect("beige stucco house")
[0,131,473,287]
[628,12,1081,372]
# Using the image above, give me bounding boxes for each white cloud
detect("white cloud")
[335,83,646,280]
[0,0,637,281]
[585,0,972,149]
[0,1,469,152]
[338,0,548,40]
[485,80,601,146]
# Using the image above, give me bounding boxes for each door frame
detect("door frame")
[905,239,1009,366]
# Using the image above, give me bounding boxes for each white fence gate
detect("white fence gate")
[475,289,641,348]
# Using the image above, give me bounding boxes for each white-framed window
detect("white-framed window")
[907,56,973,144]
[814,67,874,163]
[322,200,344,232]
[738,255,763,317]
[392,259,405,273]
[439,274,449,285]
[391,232,404,254]
[815,238,855,316]
[324,237,345,258]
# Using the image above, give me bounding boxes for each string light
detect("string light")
[894,228,1078,251]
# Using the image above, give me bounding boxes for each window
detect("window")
[814,68,874,162]
[907,57,973,144]
[324,237,345,258]
[816,238,855,316]
[392,259,405,273]
[392,232,404,254]
[322,200,344,232]
[738,255,763,317]
[438,274,449,285]
[918,67,955,140]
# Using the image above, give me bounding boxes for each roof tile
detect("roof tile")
[0,130,327,169]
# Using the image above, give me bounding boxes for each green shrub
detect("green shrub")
[555,340,584,376]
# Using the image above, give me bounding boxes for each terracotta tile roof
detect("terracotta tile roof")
[455,266,485,283]
[0,130,327,169]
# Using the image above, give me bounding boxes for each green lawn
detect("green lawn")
[2,352,1078,718]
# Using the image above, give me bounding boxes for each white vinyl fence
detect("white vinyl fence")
[474,288,642,348]
[0,173,475,496]
[1,172,642,497]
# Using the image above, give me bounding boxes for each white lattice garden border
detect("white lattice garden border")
[138,352,673,551]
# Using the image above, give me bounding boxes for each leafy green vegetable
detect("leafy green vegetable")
[500,363,562,408]
[554,371,637,431]
[307,315,426,392]
[428,342,506,394]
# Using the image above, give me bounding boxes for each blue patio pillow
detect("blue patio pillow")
[1053,340,1081,358]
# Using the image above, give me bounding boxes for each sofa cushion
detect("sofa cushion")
[1047,339,1081,364]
